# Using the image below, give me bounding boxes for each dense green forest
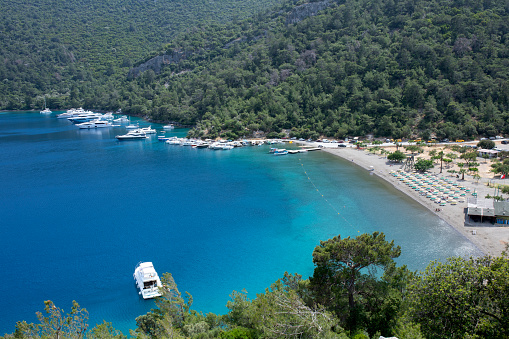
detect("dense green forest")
[125,0,509,141]
[3,232,509,339]
[0,0,283,110]
[2,0,509,140]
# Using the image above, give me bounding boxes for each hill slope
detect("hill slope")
[0,0,283,110]
[120,0,509,140]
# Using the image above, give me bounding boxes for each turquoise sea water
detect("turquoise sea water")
[0,111,481,335]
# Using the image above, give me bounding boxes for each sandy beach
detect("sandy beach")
[312,144,509,257]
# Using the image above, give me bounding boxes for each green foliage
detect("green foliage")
[491,159,509,177]
[309,232,402,334]
[407,256,509,338]
[387,151,407,162]
[0,0,282,111]
[414,159,434,172]
[477,139,496,149]
[88,321,126,339]
[8,301,90,339]
[219,327,256,339]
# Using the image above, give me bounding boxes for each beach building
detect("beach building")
[467,198,509,225]
[478,149,499,158]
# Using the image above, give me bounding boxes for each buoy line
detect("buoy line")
[299,158,358,231]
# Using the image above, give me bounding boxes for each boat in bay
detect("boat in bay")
[76,120,113,129]
[115,129,148,140]
[140,126,156,134]
[113,115,129,123]
[40,98,52,114]
[133,262,162,299]
[68,112,104,124]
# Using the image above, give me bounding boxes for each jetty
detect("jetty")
[288,147,322,154]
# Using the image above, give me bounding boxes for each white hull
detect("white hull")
[76,120,112,129]
[133,262,162,299]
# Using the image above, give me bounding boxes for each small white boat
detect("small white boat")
[133,262,162,299]
[140,126,156,134]
[40,98,52,114]
[113,115,129,123]
[163,124,174,130]
[125,123,139,130]
[273,149,288,155]
[57,108,87,119]
[76,119,112,129]
[100,112,114,121]
[68,112,104,123]
[115,129,147,140]
[165,137,181,145]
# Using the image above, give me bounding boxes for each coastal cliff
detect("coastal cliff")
[128,49,191,78]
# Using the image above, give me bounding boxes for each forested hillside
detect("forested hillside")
[2,0,509,140]
[121,0,509,140]
[0,0,283,110]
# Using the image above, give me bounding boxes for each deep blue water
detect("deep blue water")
[0,111,481,335]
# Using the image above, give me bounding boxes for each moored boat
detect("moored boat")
[76,119,112,129]
[113,115,129,123]
[40,97,51,114]
[140,126,157,134]
[115,129,148,140]
[125,122,140,129]
[133,262,162,299]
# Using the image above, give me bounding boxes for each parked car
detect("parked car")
[338,144,347,147]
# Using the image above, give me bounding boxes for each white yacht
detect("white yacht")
[133,262,162,299]
[68,112,104,124]
[125,123,140,129]
[113,115,129,123]
[57,108,88,119]
[165,137,181,145]
[163,124,174,130]
[140,126,156,134]
[116,129,148,140]
[76,120,112,129]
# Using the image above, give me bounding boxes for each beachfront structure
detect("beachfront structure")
[467,198,509,225]
[478,149,499,158]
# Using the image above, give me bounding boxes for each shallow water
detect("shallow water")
[0,111,481,334]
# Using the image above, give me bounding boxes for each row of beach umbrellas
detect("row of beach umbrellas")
[390,170,473,206]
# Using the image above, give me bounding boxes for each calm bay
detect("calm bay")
[0,111,481,334]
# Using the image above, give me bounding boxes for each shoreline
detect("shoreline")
[317,146,509,257]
